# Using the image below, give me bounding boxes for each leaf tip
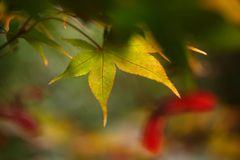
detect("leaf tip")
[176,91,181,99]
[102,105,108,128]
[173,88,181,99]
[158,51,171,63]
[188,46,207,56]
[103,117,107,128]
[43,59,49,66]
[48,80,55,85]
[167,82,181,99]
[61,50,73,59]
[63,16,68,30]
[48,74,64,85]
[65,51,73,59]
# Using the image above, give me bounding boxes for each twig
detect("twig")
[0,16,102,55]
[29,17,102,50]
[0,17,32,51]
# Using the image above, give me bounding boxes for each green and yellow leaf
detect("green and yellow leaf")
[88,52,116,127]
[50,34,181,126]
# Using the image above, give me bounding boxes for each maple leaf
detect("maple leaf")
[49,35,180,127]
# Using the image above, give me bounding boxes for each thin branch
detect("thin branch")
[0,16,102,54]
[28,17,103,50]
[0,17,32,51]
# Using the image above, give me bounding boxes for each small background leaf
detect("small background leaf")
[27,41,48,66]
[22,29,72,59]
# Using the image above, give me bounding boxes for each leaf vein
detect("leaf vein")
[101,53,104,102]
[111,53,166,81]
[70,54,97,73]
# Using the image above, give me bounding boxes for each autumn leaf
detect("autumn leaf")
[49,35,180,127]
[142,116,165,154]
[142,91,216,154]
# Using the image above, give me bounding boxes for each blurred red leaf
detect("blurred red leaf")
[10,109,38,134]
[163,91,217,114]
[142,91,217,154]
[142,116,164,154]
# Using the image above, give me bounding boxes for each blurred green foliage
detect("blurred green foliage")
[1,0,240,69]
[1,0,240,159]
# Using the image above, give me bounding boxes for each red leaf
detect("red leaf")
[142,91,217,153]
[10,109,38,133]
[142,116,165,154]
[163,91,217,115]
